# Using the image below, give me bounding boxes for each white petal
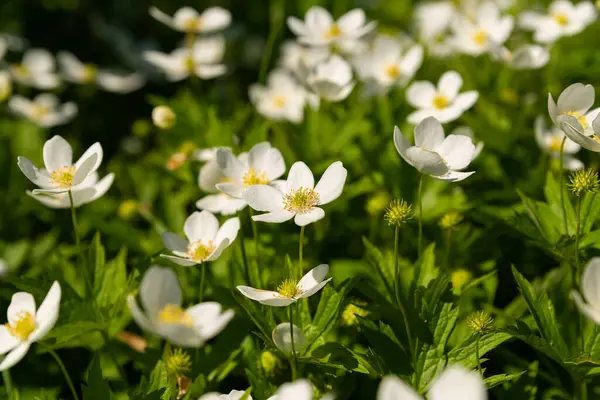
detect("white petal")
[196,194,247,215]
[72,153,98,186]
[573,290,600,325]
[74,142,103,173]
[393,126,414,165]
[314,162,347,205]
[581,258,600,309]
[270,380,313,400]
[198,160,222,192]
[563,156,584,171]
[23,49,55,72]
[172,6,200,29]
[160,254,198,267]
[195,64,227,79]
[214,217,240,247]
[438,71,462,100]
[162,232,189,253]
[149,6,176,28]
[216,148,245,180]
[377,376,421,400]
[415,116,446,149]
[186,302,234,340]
[244,184,285,212]
[0,326,19,355]
[140,266,182,318]
[236,286,295,307]
[559,115,600,152]
[215,182,245,199]
[436,134,476,170]
[557,83,595,114]
[294,207,325,226]
[432,170,475,182]
[297,264,329,292]
[297,271,332,298]
[272,322,308,354]
[17,157,52,188]
[406,81,436,108]
[43,135,73,172]
[184,211,219,243]
[205,239,231,261]
[287,161,315,191]
[405,147,448,176]
[337,9,366,33]
[429,366,486,400]
[7,293,35,325]
[252,210,295,223]
[29,281,61,342]
[127,295,158,334]
[199,7,232,32]
[81,173,114,205]
[0,343,30,372]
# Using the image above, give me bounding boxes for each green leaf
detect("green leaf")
[358,317,411,375]
[82,355,113,399]
[416,243,438,288]
[516,190,560,244]
[362,236,394,303]
[88,233,105,293]
[309,343,372,374]
[580,192,600,233]
[484,371,526,389]
[447,331,512,369]
[544,172,576,235]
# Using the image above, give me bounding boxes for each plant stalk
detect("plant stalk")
[559,137,569,236]
[289,305,298,381]
[47,347,80,400]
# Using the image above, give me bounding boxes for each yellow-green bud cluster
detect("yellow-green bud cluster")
[466,311,494,334]
[384,199,413,226]
[568,168,600,196]
[165,348,192,377]
[440,211,463,230]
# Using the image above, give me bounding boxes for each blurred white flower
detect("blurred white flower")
[450,1,514,56]
[149,6,231,33]
[394,117,476,182]
[267,380,319,400]
[198,390,252,400]
[272,322,307,353]
[238,264,331,307]
[278,40,330,80]
[9,94,77,127]
[127,266,234,347]
[249,69,311,123]
[17,136,113,205]
[519,0,596,43]
[144,37,226,81]
[534,116,583,170]
[287,6,376,53]
[0,282,61,371]
[161,211,240,266]
[307,55,354,102]
[548,83,600,152]
[353,34,423,93]
[406,71,478,124]
[0,71,11,102]
[58,52,145,93]
[377,365,486,400]
[152,105,176,129]
[490,44,550,69]
[573,258,600,324]
[245,161,347,226]
[10,49,60,89]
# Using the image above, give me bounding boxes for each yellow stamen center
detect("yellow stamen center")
[324,24,342,39]
[157,304,194,327]
[384,64,401,79]
[553,12,569,25]
[32,104,50,120]
[277,279,302,298]
[186,240,216,263]
[243,168,269,186]
[564,110,590,131]
[50,166,76,188]
[273,95,287,109]
[548,136,564,153]
[6,311,35,341]
[184,18,201,31]
[83,64,97,83]
[432,95,449,110]
[184,56,195,73]
[282,187,320,214]
[13,64,30,78]
[471,29,488,46]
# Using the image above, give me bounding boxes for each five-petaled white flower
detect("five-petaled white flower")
[307,55,355,102]
[548,83,600,152]
[58,52,145,93]
[519,0,596,44]
[287,6,376,53]
[238,264,332,307]
[199,390,252,400]
[10,48,60,89]
[149,6,231,33]
[491,44,550,69]
[572,258,600,325]
[535,116,583,170]
[449,1,514,56]
[127,266,234,347]
[406,71,478,124]
[144,37,226,82]
[0,282,61,371]
[377,365,486,400]
[9,94,77,127]
[161,211,240,266]
[394,116,477,182]
[244,161,347,226]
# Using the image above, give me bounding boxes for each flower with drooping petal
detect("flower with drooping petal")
[199,390,252,400]
[406,71,478,124]
[215,142,286,200]
[244,161,347,226]
[58,51,145,93]
[519,0,596,43]
[10,48,60,89]
[307,55,355,102]
[149,6,231,33]
[237,264,332,307]
[127,266,234,347]
[272,322,307,354]
[9,94,77,128]
[287,6,376,52]
[0,282,61,371]
[17,136,114,209]
[449,1,514,56]
[394,117,476,182]
[377,365,486,400]
[548,83,600,152]
[490,44,550,69]
[161,211,240,266]
[535,116,583,170]
[144,37,226,82]
[572,258,600,324]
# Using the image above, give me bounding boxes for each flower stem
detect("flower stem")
[238,219,251,285]
[68,190,93,297]
[575,196,582,283]
[47,347,80,400]
[559,137,569,236]
[417,174,424,260]
[289,305,298,381]
[475,334,482,375]
[2,369,13,396]
[199,263,206,303]
[250,213,263,288]
[298,226,305,280]
[394,226,414,358]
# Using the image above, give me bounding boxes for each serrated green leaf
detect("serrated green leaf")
[82,355,112,399]
[358,317,411,375]
[362,236,394,303]
[484,371,526,389]
[447,331,512,369]
[580,192,600,233]
[544,172,576,235]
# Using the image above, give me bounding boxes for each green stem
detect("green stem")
[577,378,588,400]
[239,220,251,285]
[575,196,582,283]
[298,226,305,280]
[393,226,414,359]
[559,137,569,236]
[199,263,206,303]
[289,305,298,381]
[250,213,263,288]
[69,190,93,297]
[2,369,13,396]
[258,0,284,83]
[475,334,482,375]
[47,348,80,400]
[417,174,424,259]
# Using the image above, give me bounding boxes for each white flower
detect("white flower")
[406,71,478,124]
[519,1,596,43]
[307,55,355,102]
[152,105,176,129]
[377,365,486,400]
[10,49,60,89]
[0,71,11,102]
[572,258,600,324]
[144,37,226,81]
[17,136,114,207]
[415,2,458,43]
[0,282,61,371]
[215,142,286,199]
[394,117,476,182]
[238,264,331,307]
[244,161,347,226]
[353,34,423,92]
[548,83,600,152]
[535,116,582,170]
[249,70,311,123]
[278,40,330,80]
[449,1,514,56]
[287,6,376,52]
[9,94,77,127]
[57,52,144,93]
[161,211,240,266]
[490,44,550,69]
[272,322,307,353]
[199,390,252,400]
[149,6,231,33]
[127,266,234,347]
[452,126,484,160]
